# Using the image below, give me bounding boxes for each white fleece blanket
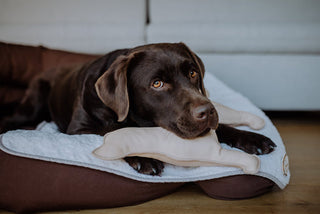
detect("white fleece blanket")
[0,72,290,189]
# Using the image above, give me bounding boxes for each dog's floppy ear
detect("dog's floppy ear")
[193,53,207,97]
[179,43,207,97]
[95,53,136,122]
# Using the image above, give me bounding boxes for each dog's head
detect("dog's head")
[95,43,218,138]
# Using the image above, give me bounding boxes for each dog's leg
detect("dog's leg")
[216,124,276,155]
[0,77,51,133]
[65,106,126,136]
[124,156,164,176]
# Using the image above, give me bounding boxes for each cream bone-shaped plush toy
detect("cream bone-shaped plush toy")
[93,101,265,174]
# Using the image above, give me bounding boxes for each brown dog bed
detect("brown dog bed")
[0,42,276,213]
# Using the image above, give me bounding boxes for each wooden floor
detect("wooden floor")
[1,113,320,214]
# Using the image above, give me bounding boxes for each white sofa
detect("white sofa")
[1,0,320,110]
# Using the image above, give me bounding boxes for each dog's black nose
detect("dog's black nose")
[192,103,215,121]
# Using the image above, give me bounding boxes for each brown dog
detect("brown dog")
[0,43,276,175]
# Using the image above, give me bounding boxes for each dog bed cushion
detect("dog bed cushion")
[0,72,290,186]
[0,73,290,213]
[0,43,290,213]
[0,42,99,118]
[0,149,275,213]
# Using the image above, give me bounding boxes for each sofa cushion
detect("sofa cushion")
[0,0,146,54]
[148,0,320,53]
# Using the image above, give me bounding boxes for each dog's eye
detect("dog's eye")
[189,70,198,78]
[152,80,164,89]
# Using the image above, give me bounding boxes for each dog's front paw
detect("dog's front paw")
[125,157,164,176]
[235,131,277,155]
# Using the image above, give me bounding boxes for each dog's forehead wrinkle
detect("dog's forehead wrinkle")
[143,48,188,67]
[130,55,185,84]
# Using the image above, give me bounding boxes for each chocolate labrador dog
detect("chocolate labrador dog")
[0,43,276,175]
